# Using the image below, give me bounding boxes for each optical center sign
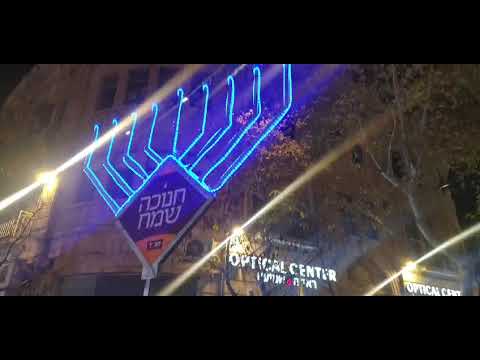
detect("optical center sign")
[402,270,462,296]
[229,254,337,290]
[403,281,461,296]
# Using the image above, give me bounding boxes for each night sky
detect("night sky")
[0,64,35,108]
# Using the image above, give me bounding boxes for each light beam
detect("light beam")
[0,65,205,213]
[365,222,480,296]
[158,113,388,296]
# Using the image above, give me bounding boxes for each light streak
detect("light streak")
[158,114,387,296]
[0,64,205,213]
[365,222,480,296]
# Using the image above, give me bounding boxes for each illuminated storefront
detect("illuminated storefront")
[400,266,462,296]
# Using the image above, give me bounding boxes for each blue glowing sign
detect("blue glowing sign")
[84,64,293,217]
[117,158,213,268]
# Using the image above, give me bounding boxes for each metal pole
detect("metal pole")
[141,263,157,297]
[143,278,151,297]
[221,237,231,296]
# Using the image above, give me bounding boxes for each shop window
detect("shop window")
[125,68,150,105]
[95,275,143,296]
[96,75,118,110]
[150,276,198,296]
[60,275,96,296]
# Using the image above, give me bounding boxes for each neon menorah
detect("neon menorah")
[84,64,293,217]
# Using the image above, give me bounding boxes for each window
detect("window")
[343,212,358,238]
[158,66,178,88]
[366,223,379,241]
[46,101,68,143]
[185,240,204,258]
[0,263,14,289]
[74,175,95,203]
[282,122,296,139]
[0,265,8,283]
[60,275,96,296]
[95,275,143,296]
[96,75,118,110]
[32,104,54,133]
[125,68,149,105]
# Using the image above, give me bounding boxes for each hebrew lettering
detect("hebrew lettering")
[166,206,182,224]
[138,213,151,230]
[173,188,186,205]
[139,197,151,213]
[162,191,173,208]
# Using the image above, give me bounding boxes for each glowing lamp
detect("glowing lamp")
[36,171,58,192]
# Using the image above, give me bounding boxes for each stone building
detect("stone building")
[0,64,470,296]
[0,64,222,295]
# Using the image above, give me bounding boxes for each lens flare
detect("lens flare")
[365,222,480,296]
[158,114,388,296]
[0,65,206,213]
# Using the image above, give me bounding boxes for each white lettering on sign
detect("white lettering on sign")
[229,254,336,289]
[405,282,461,296]
[137,184,186,230]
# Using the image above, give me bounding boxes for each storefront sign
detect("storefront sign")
[403,281,461,296]
[228,254,336,290]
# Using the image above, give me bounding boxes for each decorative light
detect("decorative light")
[84,65,294,217]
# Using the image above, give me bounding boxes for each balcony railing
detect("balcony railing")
[0,219,16,240]
[0,210,34,241]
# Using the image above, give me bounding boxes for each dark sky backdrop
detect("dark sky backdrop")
[0,64,35,108]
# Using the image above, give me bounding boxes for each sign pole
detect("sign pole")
[143,279,151,297]
[141,262,158,297]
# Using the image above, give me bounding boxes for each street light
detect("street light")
[36,171,58,193]
[232,227,244,238]
[221,227,247,296]
[403,261,417,272]
[402,261,418,282]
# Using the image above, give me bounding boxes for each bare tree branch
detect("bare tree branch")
[367,150,403,190]
[406,193,459,269]
[387,110,397,177]
[391,65,416,180]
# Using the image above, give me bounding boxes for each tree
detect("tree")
[331,64,480,294]
[206,65,480,296]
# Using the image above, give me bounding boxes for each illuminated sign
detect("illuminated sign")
[228,254,336,290]
[84,64,294,270]
[116,159,213,268]
[84,64,293,216]
[403,281,461,296]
